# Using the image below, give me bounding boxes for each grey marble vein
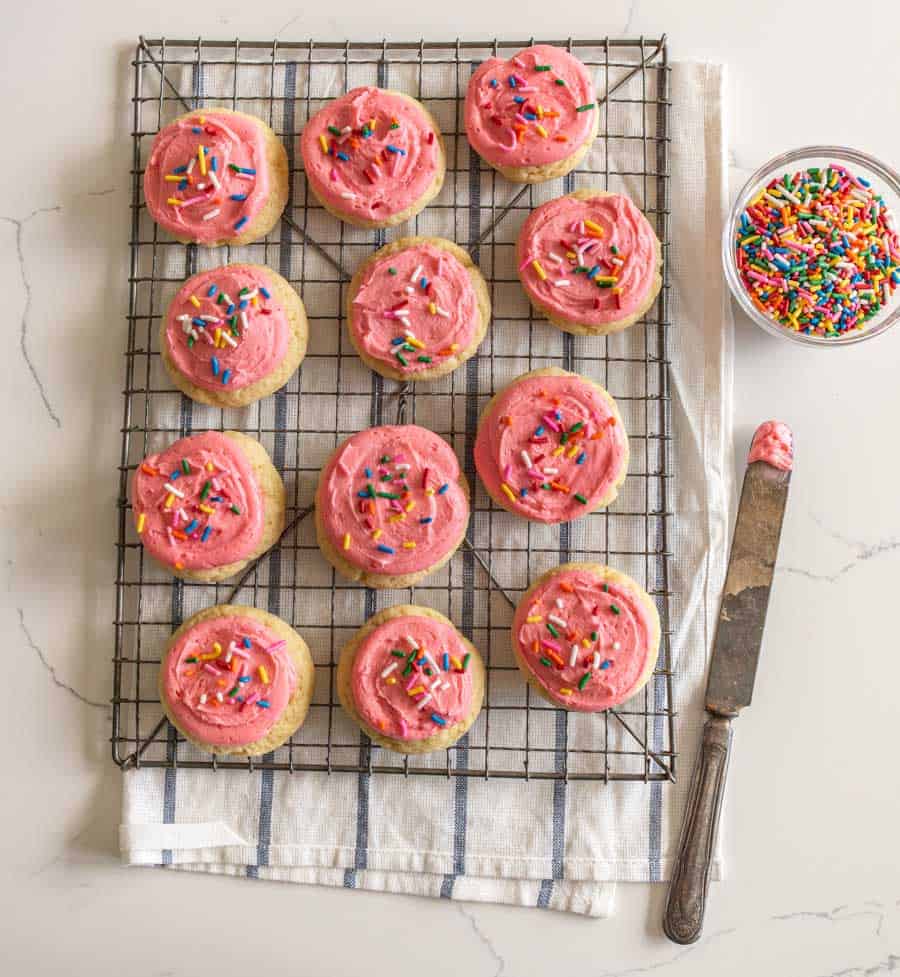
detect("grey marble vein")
[622,0,640,35]
[17,607,108,711]
[457,904,506,977]
[1,206,63,428]
[814,955,900,977]
[780,516,900,584]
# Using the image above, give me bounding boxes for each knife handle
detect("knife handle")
[663,714,732,945]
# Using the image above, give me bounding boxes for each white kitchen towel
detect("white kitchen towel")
[120,53,732,917]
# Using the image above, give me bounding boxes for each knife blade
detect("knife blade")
[663,420,793,945]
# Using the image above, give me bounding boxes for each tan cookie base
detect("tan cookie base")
[162,107,289,248]
[336,604,485,754]
[160,264,308,408]
[304,91,447,230]
[517,189,663,336]
[512,562,661,711]
[314,467,470,589]
[345,236,491,382]
[159,603,315,756]
[475,367,628,520]
[485,106,599,184]
[153,430,286,584]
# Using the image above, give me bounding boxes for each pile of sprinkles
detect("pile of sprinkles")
[162,115,257,233]
[497,388,618,506]
[135,451,243,562]
[377,631,471,731]
[735,163,899,337]
[349,450,450,561]
[522,215,630,310]
[174,277,274,385]
[479,54,594,149]
[523,578,621,696]
[180,633,284,712]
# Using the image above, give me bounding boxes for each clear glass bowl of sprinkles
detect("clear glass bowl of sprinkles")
[723,145,900,346]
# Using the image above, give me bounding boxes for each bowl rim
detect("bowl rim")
[722,144,900,348]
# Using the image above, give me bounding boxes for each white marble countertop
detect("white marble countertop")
[3,1,899,973]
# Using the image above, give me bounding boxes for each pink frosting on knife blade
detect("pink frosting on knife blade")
[351,612,474,740]
[300,87,441,222]
[164,265,289,392]
[748,420,794,471]
[143,110,271,243]
[474,372,627,523]
[132,432,264,571]
[513,567,655,711]
[318,425,468,577]
[163,615,297,748]
[518,192,658,326]
[465,44,596,169]
[350,242,478,373]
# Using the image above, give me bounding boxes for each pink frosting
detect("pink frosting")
[164,265,289,392]
[132,432,264,571]
[300,87,441,222]
[748,420,793,471]
[465,44,596,169]
[350,242,479,374]
[513,567,655,711]
[351,612,474,740]
[163,614,297,748]
[318,425,468,577]
[519,193,659,326]
[143,110,271,244]
[474,372,627,523]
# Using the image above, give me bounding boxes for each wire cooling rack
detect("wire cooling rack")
[112,35,675,782]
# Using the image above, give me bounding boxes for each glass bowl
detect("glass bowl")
[722,145,900,347]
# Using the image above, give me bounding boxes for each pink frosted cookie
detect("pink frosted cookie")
[300,87,446,228]
[464,44,598,183]
[346,236,491,381]
[314,424,469,588]
[474,368,628,524]
[161,264,307,408]
[748,420,793,471]
[143,108,288,246]
[160,604,315,756]
[517,189,663,335]
[512,563,660,712]
[131,430,285,582]
[337,605,485,754]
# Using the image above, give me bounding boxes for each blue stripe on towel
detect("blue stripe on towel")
[247,58,298,881]
[537,178,576,903]
[162,58,205,867]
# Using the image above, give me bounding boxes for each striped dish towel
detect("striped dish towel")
[120,58,731,917]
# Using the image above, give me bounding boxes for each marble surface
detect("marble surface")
[2,0,899,973]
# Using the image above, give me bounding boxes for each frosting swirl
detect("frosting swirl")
[512,566,658,711]
[518,192,659,326]
[351,611,475,740]
[300,87,442,223]
[132,432,264,571]
[144,110,272,244]
[317,425,468,577]
[465,44,596,170]
[748,420,793,471]
[164,265,290,392]
[350,241,480,374]
[163,614,297,748]
[474,371,627,523]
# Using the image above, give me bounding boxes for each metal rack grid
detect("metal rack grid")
[113,35,675,782]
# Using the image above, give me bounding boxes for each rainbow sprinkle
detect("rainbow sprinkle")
[735,163,899,336]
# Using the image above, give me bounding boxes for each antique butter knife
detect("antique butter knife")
[663,421,793,945]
